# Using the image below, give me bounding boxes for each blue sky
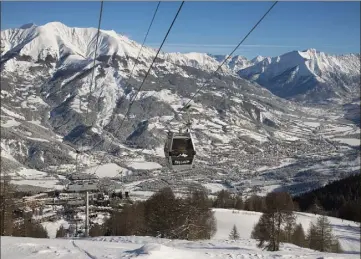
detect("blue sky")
[2,1,360,59]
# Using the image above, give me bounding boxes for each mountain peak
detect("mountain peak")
[251,55,266,63]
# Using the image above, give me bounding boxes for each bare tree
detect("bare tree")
[251,192,295,251]
[173,189,216,240]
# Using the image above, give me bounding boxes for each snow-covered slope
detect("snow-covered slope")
[1,209,360,259]
[213,209,360,254]
[238,49,360,103]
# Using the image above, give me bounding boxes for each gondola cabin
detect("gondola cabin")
[164,131,196,171]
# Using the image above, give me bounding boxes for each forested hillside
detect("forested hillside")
[293,173,361,222]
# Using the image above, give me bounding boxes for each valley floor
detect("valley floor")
[1,209,360,259]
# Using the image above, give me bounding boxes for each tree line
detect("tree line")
[293,173,361,222]
[85,187,217,240]
[212,173,361,223]
[212,189,266,212]
[250,192,342,252]
[227,191,343,253]
[0,180,48,238]
[1,176,354,255]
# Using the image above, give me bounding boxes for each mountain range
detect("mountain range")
[1,22,360,197]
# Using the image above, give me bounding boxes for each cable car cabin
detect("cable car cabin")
[164,131,196,171]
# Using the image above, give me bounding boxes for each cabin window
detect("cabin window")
[171,138,193,152]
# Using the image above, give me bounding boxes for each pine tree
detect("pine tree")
[291,224,306,247]
[331,239,343,253]
[89,223,105,237]
[103,187,216,241]
[144,187,178,238]
[244,195,266,212]
[214,190,233,208]
[234,195,244,210]
[56,225,67,238]
[306,222,317,249]
[0,179,14,236]
[308,198,324,215]
[229,224,240,240]
[13,216,48,239]
[283,213,296,243]
[251,213,271,248]
[307,215,342,253]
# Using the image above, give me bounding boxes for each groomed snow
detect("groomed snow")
[126,161,162,170]
[83,163,132,178]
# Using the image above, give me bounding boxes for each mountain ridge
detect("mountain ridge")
[0,21,359,198]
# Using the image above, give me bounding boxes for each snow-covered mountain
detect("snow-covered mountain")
[1,22,360,197]
[209,54,253,72]
[237,49,360,104]
[1,22,230,77]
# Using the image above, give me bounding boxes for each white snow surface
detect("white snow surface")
[41,219,70,239]
[126,161,162,170]
[15,168,48,178]
[2,209,359,259]
[83,163,132,178]
[10,179,64,190]
[1,119,21,128]
[332,138,360,147]
[213,209,360,254]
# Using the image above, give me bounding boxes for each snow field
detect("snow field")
[83,163,132,178]
[126,161,162,170]
[213,209,360,254]
[1,209,360,258]
[332,138,360,147]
